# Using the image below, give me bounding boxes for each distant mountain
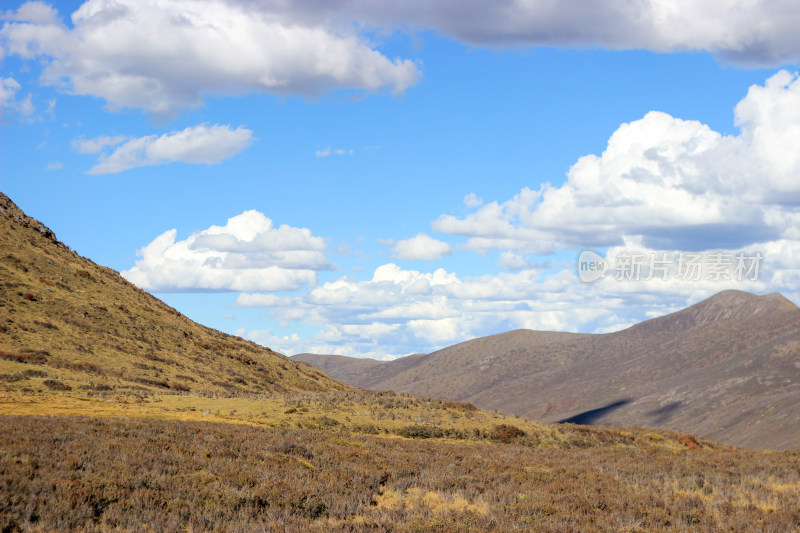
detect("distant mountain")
[293,291,800,449]
[0,192,347,395]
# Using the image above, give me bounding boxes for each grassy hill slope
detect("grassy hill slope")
[0,192,345,396]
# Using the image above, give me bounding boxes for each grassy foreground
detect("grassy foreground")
[2,413,799,532]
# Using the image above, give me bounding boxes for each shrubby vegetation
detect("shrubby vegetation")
[1,415,799,532]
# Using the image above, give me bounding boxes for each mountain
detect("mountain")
[0,192,346,395]
[292,352,386,380]
[294,291,800,449]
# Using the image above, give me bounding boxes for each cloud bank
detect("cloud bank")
[122,210,332,292]
[347,0,800,66]
[4,1,800,117]
[434,70,800,254]
[1,0,420,115]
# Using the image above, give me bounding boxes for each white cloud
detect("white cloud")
[121,210,332,292]
[1,0,420,115]
[80,124,252,174]
[235,262,585,356]
[464,192,483,207]
[434,71,800,254]
[392,233,453,260]
[234,240,800,358]
[315,147,353,157]
[44,161,62,171]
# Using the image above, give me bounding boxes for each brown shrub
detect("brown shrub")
[677,433,700,450]
[42,379,72,391]
[490,424,526,443]
[170,381,191,392]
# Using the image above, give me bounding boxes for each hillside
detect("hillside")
[293,352,386,381]
[296,330,586,397]
[0,192,346,396]
[294,291,800,449]
[0,190,613,440]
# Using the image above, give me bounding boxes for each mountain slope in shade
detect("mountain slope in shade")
[294,291,800,449]
[0,192,347,395]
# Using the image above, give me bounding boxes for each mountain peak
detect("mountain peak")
[686,290,797,325]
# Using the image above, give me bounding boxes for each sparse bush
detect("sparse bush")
[0,350,48,364]
[170,381,191,392]
[351,423,380,434]
[313,416,340,428]
[396,424,445,439]
[676,433,700,449]
[490,424,526,443]
[42,379,71,391]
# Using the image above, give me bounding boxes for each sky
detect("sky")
[2,0,799,360]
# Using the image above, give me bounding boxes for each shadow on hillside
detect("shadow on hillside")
[646,401,683,425]
[557,399,632,425]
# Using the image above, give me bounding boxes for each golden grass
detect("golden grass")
[374,487,489,517]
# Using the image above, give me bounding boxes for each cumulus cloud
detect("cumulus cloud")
[464,193,483,207]
[392,233,453,260]
[77,124,253,174]
[235,262,588,356]
[234,238,800,358]
[434,71,800,254]
[1,0,420,115]
[122,210,332,292]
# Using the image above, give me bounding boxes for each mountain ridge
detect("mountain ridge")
[294,290,800,449]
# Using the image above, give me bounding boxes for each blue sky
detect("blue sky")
[2,1,799,359]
